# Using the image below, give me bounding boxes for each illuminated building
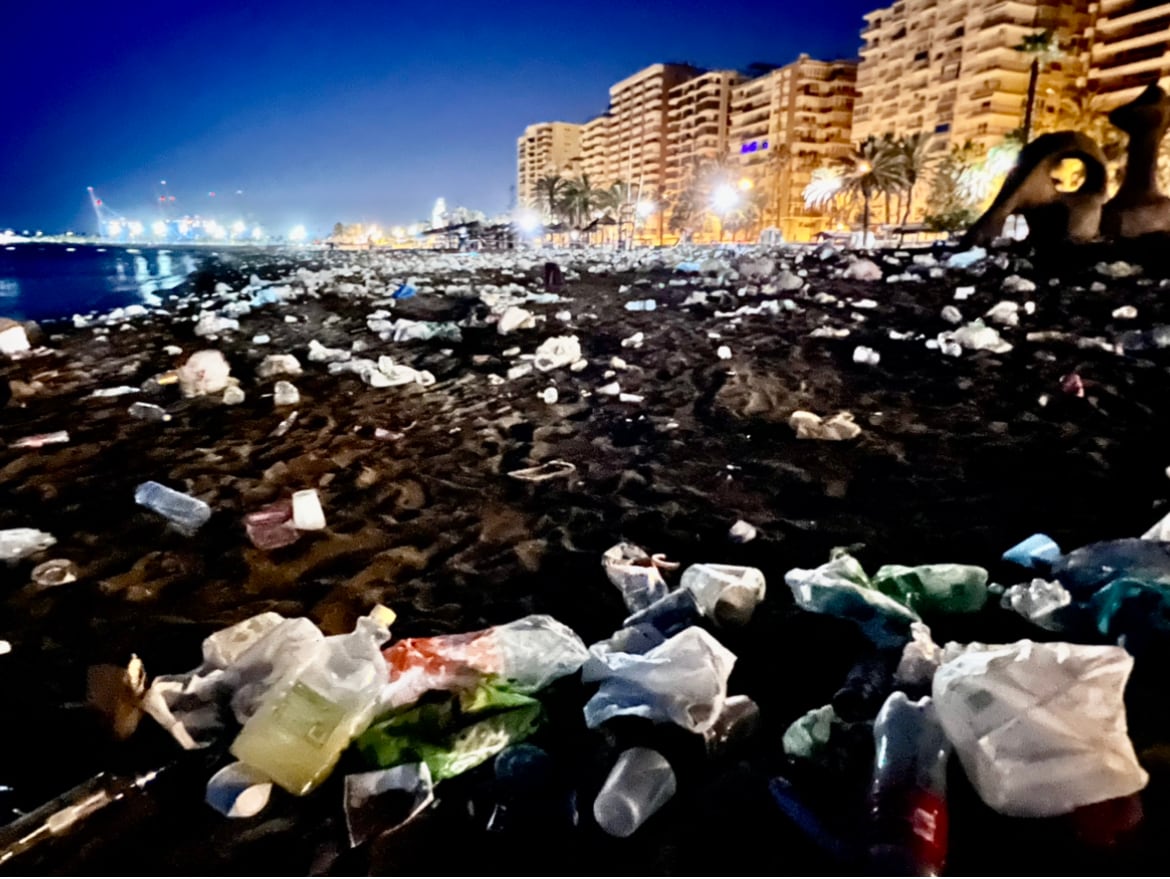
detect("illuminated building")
[516,122,583,211]
[1089,0,1170,109]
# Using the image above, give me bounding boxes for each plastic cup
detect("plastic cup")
[593,747,676,838]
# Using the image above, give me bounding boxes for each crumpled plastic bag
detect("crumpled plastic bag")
[358,683,542,781]
[789,410,861,441]
[533,335,582,371]
[581,626,736,734]
[999,578,1072,631]
[344,763,434,847]
[142,612,326,749]
[894,622,943,687]
[602,542,669,612]
[177,350,232,397]
[932,639,1149,817]
[785,551,919,647]
[377,614,588,713]
[870,563,988,614]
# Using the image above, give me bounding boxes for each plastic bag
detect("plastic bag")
[785,551,919,647]
[932,640,1148,817]
[602,543,669,613]
[377,614,588,712]
[582,626,736,734]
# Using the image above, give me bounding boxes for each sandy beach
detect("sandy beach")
[3,241,1170,874]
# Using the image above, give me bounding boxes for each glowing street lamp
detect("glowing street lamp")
[636,200,656,219]
[738,178,753,191]
[127,220,144,238]
[151,220,167,238]
[251,225,264,240]
[231,220,247,237]
[516,209,542,234]
[288,224,307,243]
[712,184,738,214]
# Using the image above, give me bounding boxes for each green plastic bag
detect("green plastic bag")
[356,682,544,781]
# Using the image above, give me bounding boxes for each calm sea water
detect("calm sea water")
[0,243,210,322]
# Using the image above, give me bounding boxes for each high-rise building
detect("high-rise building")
[580,114,610,185]
[665,70,743,200]
[1089,0,1170,109]
[854,0,1090,152]
[515,122,583,214]
[603,63,704,202]
[728,56,858,242]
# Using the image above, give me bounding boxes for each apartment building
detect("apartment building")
[603,63,704,201]
[1090,0,1170,109]
[728,56,857,242]
[580,113,610,185]
[515,122,583,213]
[665,69,743,199]
[855,0,1090,153]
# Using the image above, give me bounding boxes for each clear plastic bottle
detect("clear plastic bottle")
[133,481,211,531]
[869,691,950,876]
[230,609,392,795]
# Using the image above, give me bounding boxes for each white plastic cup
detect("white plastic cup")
[593,747,676,838]
[205,761,273,818]
[291,489,326,530]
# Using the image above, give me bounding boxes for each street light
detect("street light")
[636,200,656,219]
[738,178,753,191]
[289,225,307,243]
[712,184,738,214]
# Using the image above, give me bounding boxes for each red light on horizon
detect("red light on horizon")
[95,199,102,206]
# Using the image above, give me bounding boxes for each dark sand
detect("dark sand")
[3,242,1170,875]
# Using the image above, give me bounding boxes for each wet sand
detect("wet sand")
[3,242,1170,874]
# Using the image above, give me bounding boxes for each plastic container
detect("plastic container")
[680,564,766,626]
[869,692,950,876]
[291,489,326,530]
[230,610,391,795]
[593,747,676,838]
[134,482,211,532]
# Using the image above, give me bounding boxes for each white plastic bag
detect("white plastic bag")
[582,626,736,734]
[932,639,1148,817]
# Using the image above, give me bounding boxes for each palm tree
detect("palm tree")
[559,174,606,228]
[805,137,908,243]
[893,133,935,225]
[1014,30,1063,145]
[533,174,567,223]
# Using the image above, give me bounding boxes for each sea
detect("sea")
[0,242,212,322]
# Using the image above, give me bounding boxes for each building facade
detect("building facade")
[728,56,858,242]
[579,114,610,186]
[855,0,1091,154]
[665,69,743,201]
[603,63,704,204]
[515,122,583,214]
[1089,0,1170,110]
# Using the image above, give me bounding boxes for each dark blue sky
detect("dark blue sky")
[2,0,877,235]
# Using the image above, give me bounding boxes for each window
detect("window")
[935,122,950,133]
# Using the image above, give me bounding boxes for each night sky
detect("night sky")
[2,0,879,236]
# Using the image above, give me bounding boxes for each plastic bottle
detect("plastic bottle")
[592,747,676,838]
[230,608,392,795]
[1051,538,1170,598]
[133,481,211,532]
[680,564,766,626]
[833,650,899,722]
[622,588,701,636]
[127,402,171,422]
[868,692,950,877]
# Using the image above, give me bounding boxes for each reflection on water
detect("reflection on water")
[0,243,207,321]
